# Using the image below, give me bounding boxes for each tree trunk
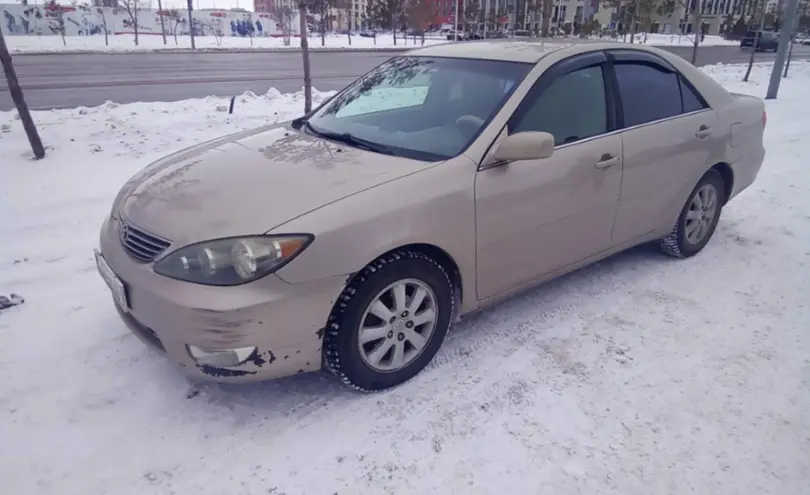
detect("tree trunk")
[299,4,312,113]
[320,5,326,46]
[187,0,196,49]
[690,0,701,64]
[158,0,167,45]
[134,21,140,46]
[743,0,766,81]
[630,0,639,43]
[392,17,397,45]
[0,29,45,159]
[541,0,552,37]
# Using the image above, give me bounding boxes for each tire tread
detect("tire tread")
[323,249,454,393]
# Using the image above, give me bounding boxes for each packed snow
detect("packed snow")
[3,32,739,53]
[1,62,809,495]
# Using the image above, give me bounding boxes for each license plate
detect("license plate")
[95,250,129,312]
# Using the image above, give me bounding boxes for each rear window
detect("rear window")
[745,31,758,38]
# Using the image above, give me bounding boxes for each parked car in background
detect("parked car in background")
[740,30,780,51]
[96,42,767,392]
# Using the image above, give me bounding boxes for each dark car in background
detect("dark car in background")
[740,31,780,51]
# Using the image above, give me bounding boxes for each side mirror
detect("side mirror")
[492,131,555,163]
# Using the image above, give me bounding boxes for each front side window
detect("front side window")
[305,56,531,161]
[614,62,683,127]
[510,65,608,146]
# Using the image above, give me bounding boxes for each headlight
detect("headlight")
[153,235,313,286]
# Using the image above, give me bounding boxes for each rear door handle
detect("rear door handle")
[595,153,620,170]
[696,125,712,139]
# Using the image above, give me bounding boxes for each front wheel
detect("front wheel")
[324,250,454,392]
[659,170,725,258]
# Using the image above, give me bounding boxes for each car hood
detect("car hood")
[115,123,428,246]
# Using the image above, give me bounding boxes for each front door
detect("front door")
[475,61,623,300]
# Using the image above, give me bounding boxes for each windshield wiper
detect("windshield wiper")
[304,121,395,156]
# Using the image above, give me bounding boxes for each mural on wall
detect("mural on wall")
[0,3,294,37]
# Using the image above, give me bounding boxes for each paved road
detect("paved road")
[2,44,809,111]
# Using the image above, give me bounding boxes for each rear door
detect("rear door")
[607,50,722,246]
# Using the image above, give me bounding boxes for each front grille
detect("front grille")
[118,217,171,263]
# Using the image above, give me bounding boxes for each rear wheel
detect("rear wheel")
[659,170,725,258]
[324,250,454,392]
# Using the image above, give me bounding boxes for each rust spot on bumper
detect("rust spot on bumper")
[198,365,257,378]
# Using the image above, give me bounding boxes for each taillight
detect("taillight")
[762,111,767,128]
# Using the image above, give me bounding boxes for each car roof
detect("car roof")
[407,40,678,64]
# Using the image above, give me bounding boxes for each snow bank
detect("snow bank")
[4,33,448,53]
[3,32,738,54]
[591,33,739,47]
[1,63,809,495]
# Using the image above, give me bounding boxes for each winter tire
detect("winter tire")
[659,170,725,258]
[324,250,454,392]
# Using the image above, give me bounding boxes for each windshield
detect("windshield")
[304,56,532,161]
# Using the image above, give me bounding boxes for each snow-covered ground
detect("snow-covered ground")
[592,32,739,46]
[1,62,809,494]
[4,33,446,53]
[4,32,738,53]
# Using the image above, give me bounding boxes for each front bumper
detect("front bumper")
[98,217,347,383]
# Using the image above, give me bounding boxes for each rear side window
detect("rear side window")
[680,76,707,113]
[614,63,682,127]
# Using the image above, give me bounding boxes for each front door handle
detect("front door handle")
[595,153,620,170]
[696,125,712,139]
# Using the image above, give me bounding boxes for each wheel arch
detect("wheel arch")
[710,162,734,204]
[343,243,464,316]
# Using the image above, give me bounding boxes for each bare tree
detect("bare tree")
[317,0,332,46]
[209,17,225,46]
[121,0,148,46]
[168,9,184,45]
[540,0,553,36]
[299,1,313,113]
[367,0,405,44]
[656,0,705,63]
[603,0,661,43]
[406,0,430,45]
[0,28,45,159]
[246,12,255,46]
[157,0,167,45]
[44,0,67,46]
[744,0,767,81]
[463,0,480,32]
[97,6,109,46]
[272,5,297,46]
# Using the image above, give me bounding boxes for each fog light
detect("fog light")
[187,345,257,368]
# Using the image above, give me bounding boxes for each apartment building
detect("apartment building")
[472,0,596,32]
[593,0,754,36]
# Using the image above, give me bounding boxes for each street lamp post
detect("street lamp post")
[766,0,801,98]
